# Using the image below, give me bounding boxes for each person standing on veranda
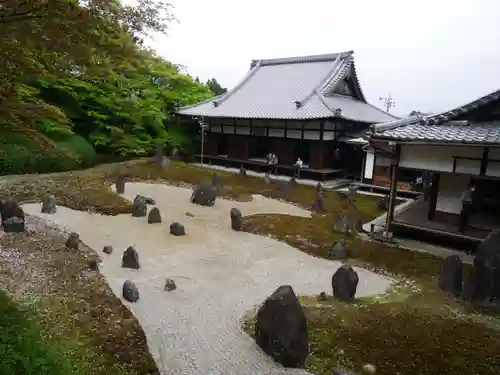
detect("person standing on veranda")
[459,185,475,233]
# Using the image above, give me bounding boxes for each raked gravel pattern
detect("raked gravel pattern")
[23,183,393,375]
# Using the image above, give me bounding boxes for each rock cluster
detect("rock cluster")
[0,199,25,233]
[255,285,309,368]
[230,207,242,231]
[132,195,147,217]
[164,278,177,292]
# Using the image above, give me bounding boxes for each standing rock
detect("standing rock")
[316,182,322,193]
[170,222,186,236]
[137,195,156,205]
[329,239,348,260]
[103,245,113,255]
[115,175,125,194]
[332,265,359,302]
[122,246,140,269]
[462,231,500,301]
[88,259,99,271]
[239,165,247,177]
[264,173,271,184]
[333,214,348,234]
[132,195,147,217]
[122,280,139,302]
[164,278,177,292]
[230,207,243,231]
[147,207,162,224]
[376,196,389,211]
[65,232,80,250]
[290,175,297,184]
[154,142,165,165]
[438,255,463,296]
[190,185,217,206]
[160,156,171,168]
[312,191,324,212]
[255,285,309,368]
[41,194,57,214]
[0,199,25,233]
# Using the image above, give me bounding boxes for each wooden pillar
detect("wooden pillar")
[384,145,400,239]
[427,173,440,220]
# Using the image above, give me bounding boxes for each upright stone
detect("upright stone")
[132,195,147,217]
[147,207,162,224]
[376,195,389,211]
[115,175,125,194]
[332,264,359,302]
[41,194,57,214]
[65,232,80,249]
[438,255,463,296]
[264,173,271,184]
[462,231,500,301]
[239,165,247,177]
[122,246,140,269]
[103,245,113,255]
[211,172,220,193]
[312,191,324,212]
[122,280,139,302]
[230,207,243,231]
[316,182,322,193]
[290,175,297,184]
[170,147,179,161]
[0,199,25,233]
[154,142,165,165]
[190,185,217,206]
[255,285,309,367]
[329,239,348,260]
[333,214,348,234]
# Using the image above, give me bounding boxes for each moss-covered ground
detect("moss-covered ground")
[1,159,499,375]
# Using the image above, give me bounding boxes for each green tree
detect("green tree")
[205,78,227,96]
[0,0,174,148]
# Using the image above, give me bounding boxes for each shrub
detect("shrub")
[0,132,97,175]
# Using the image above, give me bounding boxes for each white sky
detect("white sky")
[148,0,500,117]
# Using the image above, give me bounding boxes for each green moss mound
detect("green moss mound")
[0,131,96,175]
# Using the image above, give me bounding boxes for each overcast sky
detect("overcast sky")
[149,0,500,117]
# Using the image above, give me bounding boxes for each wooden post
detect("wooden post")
[384,145,400,239]
[427,173,440,220]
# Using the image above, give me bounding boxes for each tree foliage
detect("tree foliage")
[0,0,213,170]
[205,78,227,96]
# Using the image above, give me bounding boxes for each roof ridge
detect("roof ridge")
[349,58,367,102]
[320,55,353,96]
[212,60,262,107]
[370,115,424,133]
[295,54,344,109]
[254,51,353,66]
[421,88,500,125]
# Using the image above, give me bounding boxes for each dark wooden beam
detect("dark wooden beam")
[427,173,440,220]
[284,120,288,139]
[249,119,253,136]
[384,144,401,239]
[301,121,305,140]
[319,120,324,141]
[480,147,489,175]
[233,118,237,135]
[208,118,212,132]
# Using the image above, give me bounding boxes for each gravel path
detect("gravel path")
[23,183,393,375]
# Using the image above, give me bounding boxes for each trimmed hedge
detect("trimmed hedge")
[0,132,97,175]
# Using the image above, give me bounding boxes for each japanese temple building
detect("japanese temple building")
[177,51,397,179]
[369,88,500,249]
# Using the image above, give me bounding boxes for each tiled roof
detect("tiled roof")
[177,51,397,123]
[373,121,500,145]
[371,88,500,144]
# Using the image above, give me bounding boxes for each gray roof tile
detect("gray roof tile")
[374,121,500,144]
[178,51,397,123]
[371,88,500,144]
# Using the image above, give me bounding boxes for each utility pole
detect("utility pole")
[379,94,396,113]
